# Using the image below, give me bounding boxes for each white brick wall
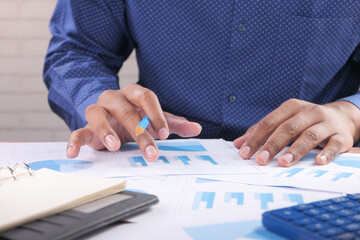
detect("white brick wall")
[0,0,138,142]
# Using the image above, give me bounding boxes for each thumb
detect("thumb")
[164,112,202,137]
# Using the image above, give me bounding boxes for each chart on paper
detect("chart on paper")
[195,151,360,193]
[113,139,263,177]
[0,140,263,178]
[125,175,342,225]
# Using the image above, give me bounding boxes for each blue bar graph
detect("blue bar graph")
[128,156,147,167]
[224,192,244,205]
[255,193,274,209]
[306,169,328,178]
[332,172,353,181]
[176,156,191,165]
[157,156,169,164]
[28,159,93,172]
[300,152,317,161]
[192,192,216,210]
[196,155,218,165]
[157,142,207,151]
[274,168,304,178]
[120,141,207,152]
[184,220,285,240]
[283,194,304,204]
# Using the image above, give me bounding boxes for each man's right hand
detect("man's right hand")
[66,84,202,161]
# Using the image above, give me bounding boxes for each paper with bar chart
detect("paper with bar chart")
[87,175,341,240]
[195,151,360,193]
[0,139,263,178]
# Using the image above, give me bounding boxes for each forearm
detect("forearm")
[43,0,134,130]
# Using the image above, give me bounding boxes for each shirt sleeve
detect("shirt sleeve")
[338,44,360,109]
[43,0,134,131]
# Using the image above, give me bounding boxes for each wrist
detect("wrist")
[327,100,360,143]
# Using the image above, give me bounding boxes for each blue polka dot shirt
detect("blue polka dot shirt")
[44,0,360,141]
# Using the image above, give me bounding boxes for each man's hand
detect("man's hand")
[66,84,202,161]
[233,99,360,167]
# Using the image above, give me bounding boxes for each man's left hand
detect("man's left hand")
[233,99,360,167]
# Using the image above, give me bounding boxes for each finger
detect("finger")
[276,124,329,167]
[256,112,324,166]
[239,99,304,159]
[85,104,121,152]
[165,112,202,137]
[315,135,347,165]
[233,135,248,149]
[233,125,256,149]
[67,127,94,158]
[100,95,159,162]
[123,84,169,140]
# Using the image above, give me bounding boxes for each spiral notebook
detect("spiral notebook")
[0,164,126,232]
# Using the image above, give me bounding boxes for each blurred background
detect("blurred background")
[0,0,138,141]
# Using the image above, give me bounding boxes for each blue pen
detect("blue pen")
[136,115,150,135]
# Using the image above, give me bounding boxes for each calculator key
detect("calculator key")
[306,222,331,232]
[316,212,338,221]
[272,208,305,220]
[350,214,360,221]
[313,200,332,207]
[293,217,317,226]
[344,223,360,231]
[334,232,357,240]
[341,201,360,208]
[348,194,360,200]
[304,208,325,216]
[319,227,344,237]
[332,197,350,203]
[329,218,352,226]
[337,209,357,217]
[322,204,344,212]
[294,204,314,211]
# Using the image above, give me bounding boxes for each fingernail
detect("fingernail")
[281,153,293,163]
[158,128,168,139]
[146,145,157,158]
[67,144,73,153]
[105,134,117,148]
[258,150,270,163]
[240,146,251,157]
[319,154,327,164]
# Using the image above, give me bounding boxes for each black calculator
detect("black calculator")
[263,194,360,240]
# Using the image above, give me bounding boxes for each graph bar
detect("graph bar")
[184,220,283,240]
[274,168,304,178]
[192,192,216,210]
[196,155,218,165]
[176,156,191,165]
[120,141,207,152]
[28,159,94,173]
[306,169,328,178]
[300,153,317,161]
[283,194,304,204]
[255,193,274,210]
[157,142,207,152]
[224,192,244,205]
[157,156,169,164]
[333,156,360,168]
[332,172,353,181]
[128,156,148,167]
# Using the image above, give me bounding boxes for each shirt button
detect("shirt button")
[238,23,246,31]
[228,95,236,103]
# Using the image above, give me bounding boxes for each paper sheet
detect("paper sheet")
[0,139,263,178]
[86,176,342,240]
[195,152,360,194]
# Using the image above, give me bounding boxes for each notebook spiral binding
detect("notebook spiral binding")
[0,163,33,181]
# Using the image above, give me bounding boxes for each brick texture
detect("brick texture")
[0,0,138,142]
